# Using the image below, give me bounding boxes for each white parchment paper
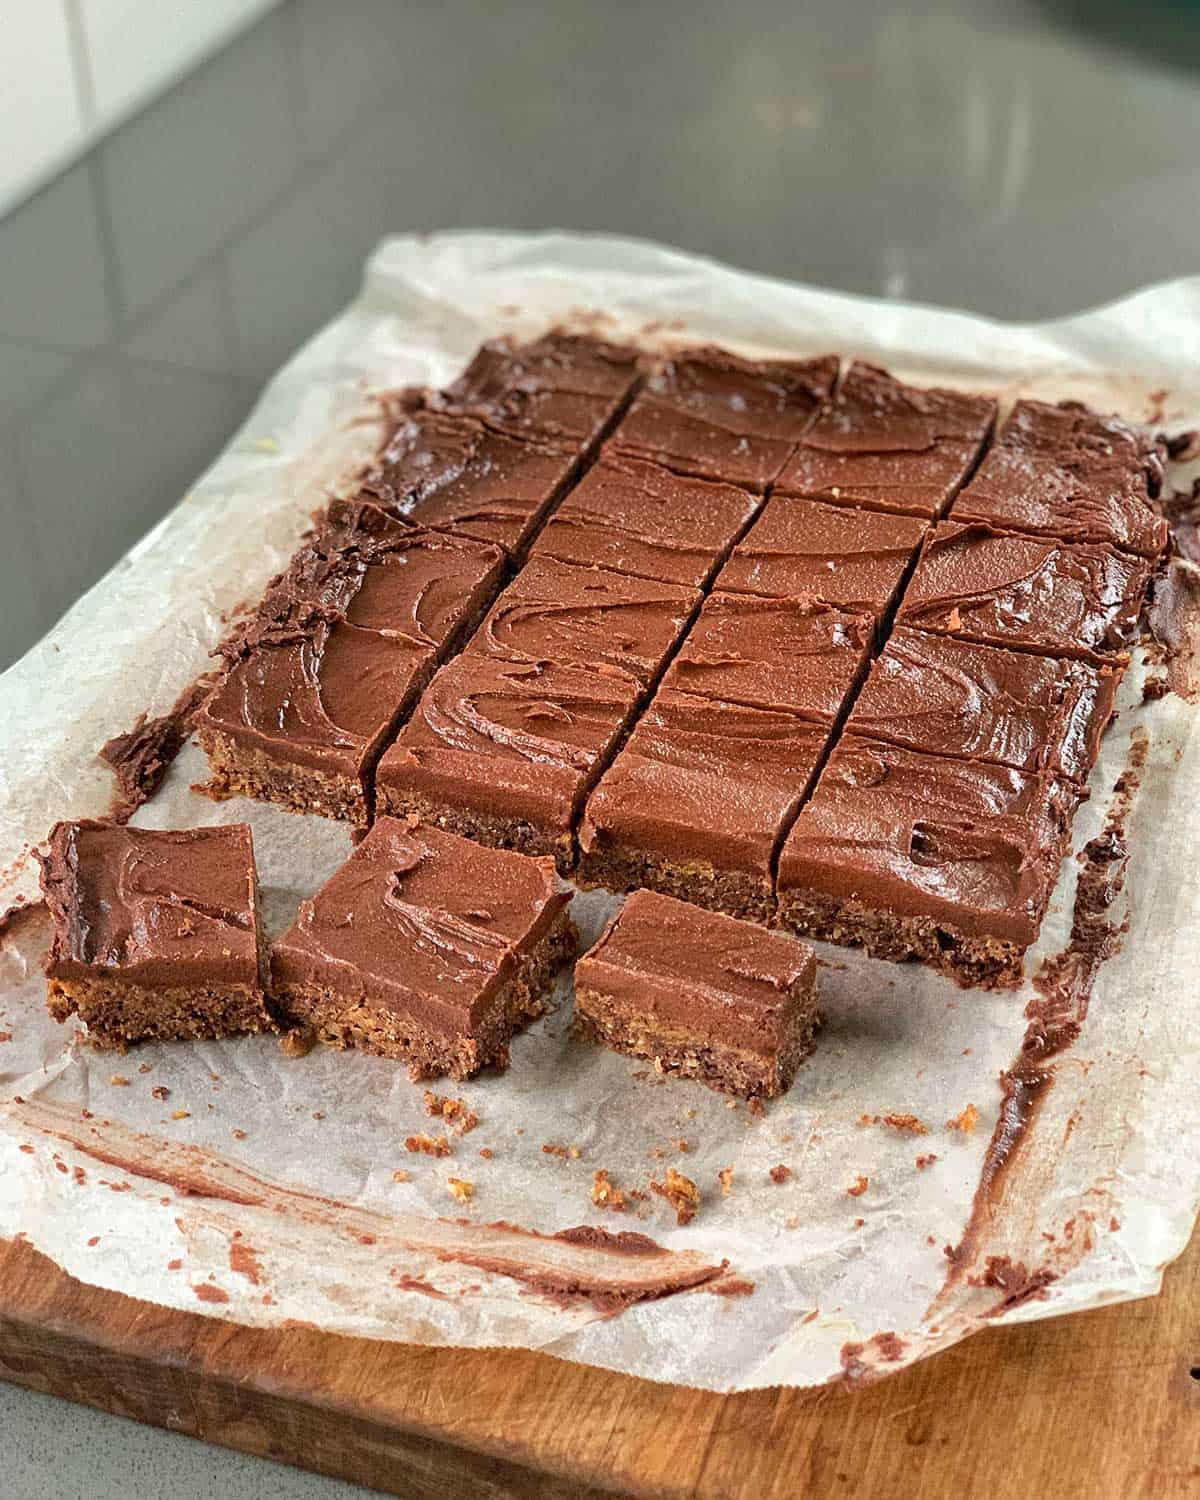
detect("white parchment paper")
[1,233,1198,1391]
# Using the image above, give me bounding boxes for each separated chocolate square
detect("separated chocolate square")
[528,452,759,587]
[39,821,271,1049]
[610,346,838,490]
[271,818,576,1079]
[776,736,1082,988]
[948,399,1167,558]
[574,889,820,1098]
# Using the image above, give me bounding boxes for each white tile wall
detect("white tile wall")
[0,0,280,215]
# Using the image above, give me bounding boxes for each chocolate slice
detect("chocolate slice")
[661,592,873,723]
[529,452,759,587]
[577,688,828,922]
[360,408,579,554]
[610,346,838,490]
[949,398,1167,557]
[270,818,576,1079]
[196,510,505,822]
[433,331,642,448]
[847,626,1121,783]
[775,361,996,518]
[574,889,820,1099]
[895,521,1153,662]
[39,821,271,1048]
[776,735,1082,988]
[714,494,927,618]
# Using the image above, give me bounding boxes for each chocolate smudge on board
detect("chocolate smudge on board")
[99,675,216,822]
[936,731,1147,1306]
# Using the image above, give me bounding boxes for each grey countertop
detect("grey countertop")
[2,0,1199,1492]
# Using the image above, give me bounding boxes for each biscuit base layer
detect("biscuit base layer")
[573,987,819,1099]
[197,729,367,824]
[47,976,275,1051]
[775,889,1024,990]
[271,909,578,1080]
[573,843,775,924]
[374,787,576,877]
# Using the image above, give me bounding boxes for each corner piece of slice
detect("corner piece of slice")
[609,346,839,490]
[574,889,820,1098]
[577,688,829,922]
[38,821,271,1049]
[894,520,1153,663]
[774,360,997,519]
[846,626,1122,784]
[359,406,581,555]
[195,510,505,823]
[775,734,1083,989]
[375,653,642,873]
[271,819,576,1079]
[528,452,760,587]
[947,398,1168,558]
[714,493,928,622]
[431,330,643,449]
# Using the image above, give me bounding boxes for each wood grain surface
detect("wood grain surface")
[1,1222,1198,1499]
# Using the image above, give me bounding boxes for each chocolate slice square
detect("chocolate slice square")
[776,735,1082,988]
[895,521,1153,662]
[714,494,927,621]
[661,592,873,724]
[270,818,576,1079]
[775,361,996,519]
[360,407,580,555]
[948,398,1167,558]
[574,889,820,1099]
[196,510,505,823]
[39,821,271,1049]
[577,688,828,922]
[433,331,642,448]
[463,554,700,688]
[375,654,642,870]
[846,627,1121,783]
[610,346,839,490]
[528,452,759,587]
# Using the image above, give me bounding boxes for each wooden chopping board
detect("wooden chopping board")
[1,1222,1198,1498]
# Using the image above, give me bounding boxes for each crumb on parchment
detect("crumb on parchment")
[542,1142,581,1159]
[423,1091,479,1133]
[947,1103,980,1133]
[405,1132,451,1157]
[109,1075,129,1087]
[392,1169,410,1183]
[718,1167,734,1196]
[447,1177,474,1203]
[651,1167,700,1225]
[847,1175,869,1197]
[591,1170,626,1212]
[916,1154,938,1170]
[769,1164,792,1185]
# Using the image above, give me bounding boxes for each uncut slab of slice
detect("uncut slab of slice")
[776,735,1082,990]
[528,452,760,587]
[38,821,271,1050]
[714,494,927,622]
[660,592,873,723]
[432,331,643,449]
[574,889,820,1099]
[577,689,829,922]
[894,521,1154,663]
[375,654,642,872]
[359,407,581,556]
[195,507,505,824]
[462,553,700,689]
[774,360,996,519]
[609,346,839,490]
[270,819,576,1079]
[846,626,1122,784]
[948,398,1167,558]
